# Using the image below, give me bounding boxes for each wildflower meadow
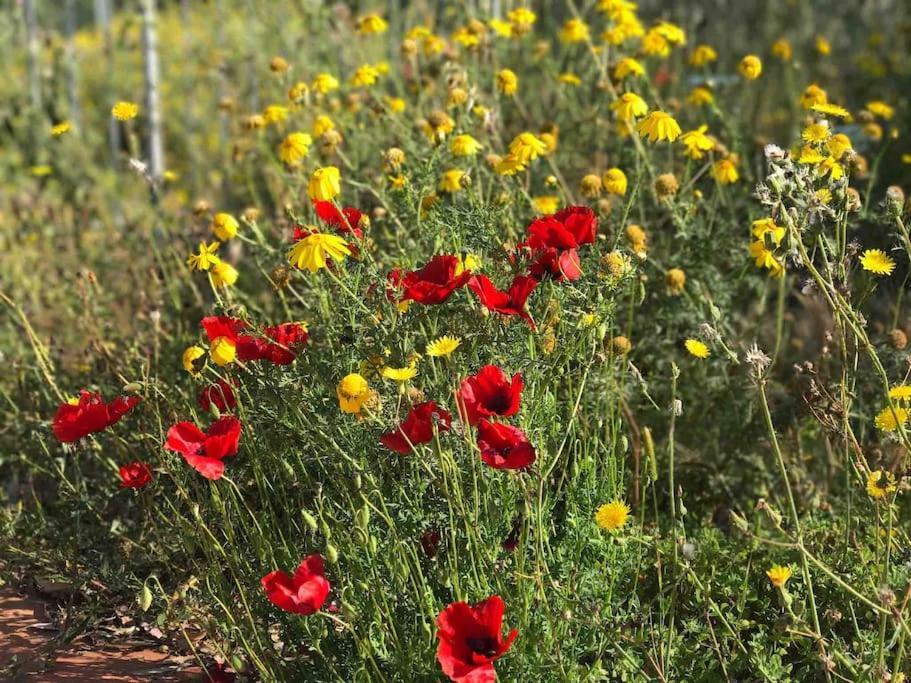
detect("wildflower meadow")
[3,0,911,680]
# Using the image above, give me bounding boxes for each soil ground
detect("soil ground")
[0,589,203,681]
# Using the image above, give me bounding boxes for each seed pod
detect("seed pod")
[139,583,153,612]
[643,427,658,481]
[302,510,318,532]
[356,505,370,530]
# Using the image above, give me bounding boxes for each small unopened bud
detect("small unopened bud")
[886,185,905,214]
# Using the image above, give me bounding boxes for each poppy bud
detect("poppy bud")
[356,505,370,529]
[302,510,318,532]
[326,544,339,564]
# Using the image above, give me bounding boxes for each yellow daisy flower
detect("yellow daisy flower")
[636,111,681,143]
[595,500,630,532]
[288,232,351,273]
[860,249,895,276]
[426,336,461,357]
[111,101,139,120]
[766,565,792,588]
[684,338,710,359]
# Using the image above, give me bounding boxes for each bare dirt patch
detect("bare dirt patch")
[0,590,203,681]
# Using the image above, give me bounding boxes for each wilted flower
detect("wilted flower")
[211,213,239,241]
[308,166,341,201]
[279,132,312,165]
[666,268,686,294]
[288,232,351,273]
[637,111,681,142]
[866,470,897,499]
[496,68,518,95]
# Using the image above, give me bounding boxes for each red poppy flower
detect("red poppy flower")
[253,322,309,365]
[457,366,523,426]
[381,401,453,454]
[197,379,237,413]
[201,317,307,365]
[389,255,472,305]
[501,518,521,552]
[314,200,365,238]
[261,554,330,615]
[436,595,517,682]
[164,415,241,480]
[119,461,152,488]
[420,530,442,559]
[524,205,596,250]
[468,274,538,329]
[52,391,141,443]
[527,246,582,282]
[201,316,259,360]
[476,420,536,470]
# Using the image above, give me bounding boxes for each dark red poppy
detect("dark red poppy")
[119,461,152,488]
[476,420,536,470]
[52,391,141,443]
[501,518,521,552]
[201,317,307,365]
[261,554,330,615]
[420,530,442,559]
[457,366,523,426]
[436,595,517,682]
[468,274,538,329]
[164,415,241,480]
[388,255,472,305]
[314,200,366,238]
[381,401,453,454]
[197,379,237,413]
[527,246,582,282]
[200,662,237,683]
[253,322,309,365]
[524,205,596,250]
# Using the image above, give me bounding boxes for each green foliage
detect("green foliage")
[2,1,911,681]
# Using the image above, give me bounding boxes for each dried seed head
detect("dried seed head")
[654,173,679,199]
[746,343,771,378]
[665,268,686,295]
[889,329,908,350]
[611,336,632,355]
